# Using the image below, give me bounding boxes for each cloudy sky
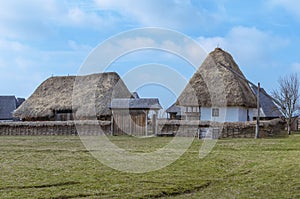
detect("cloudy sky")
[1,0,300,109]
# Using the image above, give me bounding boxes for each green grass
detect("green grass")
[1,135,300,198]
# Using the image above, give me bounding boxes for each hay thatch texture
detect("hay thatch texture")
[177,48,257,108]
[14,72,132,120]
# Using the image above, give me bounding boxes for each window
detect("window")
[185,106,200,113]
[193,106,200,112]
[247,109,250,121]
[212,108,219,117]
[185,106,193,112]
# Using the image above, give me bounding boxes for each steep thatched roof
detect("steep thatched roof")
[14,72,132,120]
[177,48,257,108]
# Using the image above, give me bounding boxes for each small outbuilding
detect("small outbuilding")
[110,98,162,136]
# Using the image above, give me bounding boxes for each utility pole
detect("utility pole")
[218,63,274,139]
[255,82,260,139]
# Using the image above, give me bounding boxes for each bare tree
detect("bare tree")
[272,73,300,135]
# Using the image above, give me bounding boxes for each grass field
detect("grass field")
[1,135,300,199]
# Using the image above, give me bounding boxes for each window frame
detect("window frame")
[212,108,219,117]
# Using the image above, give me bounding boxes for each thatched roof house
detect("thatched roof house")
[168,85,282,121]
[176,48,257,122]
[14,72,132,121]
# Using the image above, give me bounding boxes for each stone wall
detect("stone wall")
[0,121,111,136]
[158,119,287,138]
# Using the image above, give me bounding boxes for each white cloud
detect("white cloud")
[0,1,122,96]
[0,39,30,52]
[0,38,90,97]
[116,37,157,49]
[198,36,225,52]
[68,40,92,51]
[198,26,289,67]
[98,35,206,68]
[0,1,62,39]
[292,62,300,72]
[64,6,113,29]
[0,0,119,40]
[0,0,296,98]
[268,0,300,19]
[0,39,36,71]
[68,7,87,24]
[94,0,227,31]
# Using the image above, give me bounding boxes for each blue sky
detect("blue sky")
[1,0,300,110]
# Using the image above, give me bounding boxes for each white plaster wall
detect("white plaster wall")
[238,108,255,122]
[225,107,239,122]
[238,108,247,121]
[200,107,212,121]
[200,107,254,122]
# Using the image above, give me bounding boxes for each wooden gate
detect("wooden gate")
[112,110,146,136]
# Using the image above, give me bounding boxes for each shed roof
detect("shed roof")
[16,98,25,108]
[165,103,185,115]
[251,85,283,118]
[132,92,140,99]
[166,103,180,113]
[0,96,16,120]
[110,98,162,110]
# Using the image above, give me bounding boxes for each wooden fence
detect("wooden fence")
[0,121,111,136]
[157,119,287,138]
[0,119,287,138]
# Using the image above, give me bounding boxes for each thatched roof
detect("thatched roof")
[177,48,257,108]
[14,72,132,120]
